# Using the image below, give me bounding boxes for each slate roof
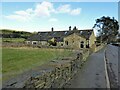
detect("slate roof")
[66,29,93,39]
[27,34,41,41]
[27,29,93,42]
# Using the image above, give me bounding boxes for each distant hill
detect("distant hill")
[0,29,33,39]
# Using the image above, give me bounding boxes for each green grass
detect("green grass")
[2,47,72,81]
[2,38,25,43]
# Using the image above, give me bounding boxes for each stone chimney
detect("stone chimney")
[51,27,54,32]
[69,26,71,31]
[73,26,77,30]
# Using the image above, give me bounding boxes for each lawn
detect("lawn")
[2,47,72,81]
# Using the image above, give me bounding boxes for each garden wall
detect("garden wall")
[3,49,90,89]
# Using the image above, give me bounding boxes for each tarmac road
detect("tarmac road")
[105,45,119,88]
[64,48,107,88]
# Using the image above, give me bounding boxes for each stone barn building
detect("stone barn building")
[26,27,96,49]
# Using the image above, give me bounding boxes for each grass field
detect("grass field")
[2,38,25,43]
[2,47,72,81]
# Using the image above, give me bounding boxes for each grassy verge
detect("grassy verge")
[2,47,72,81]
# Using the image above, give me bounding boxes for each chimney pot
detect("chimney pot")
[51,27,54,32]
[69,26,71,31]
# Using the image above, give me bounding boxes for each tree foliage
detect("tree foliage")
[1,29,32,39]
[93,16,119,43]
[48,40,57,46]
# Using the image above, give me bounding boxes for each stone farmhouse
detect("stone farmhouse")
[26,27,96,49]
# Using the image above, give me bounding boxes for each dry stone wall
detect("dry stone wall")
[3,49,90,89]
[95,44,105,52]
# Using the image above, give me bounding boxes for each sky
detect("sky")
[0,1,119,33]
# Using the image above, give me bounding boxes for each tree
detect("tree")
[93,16,119,43]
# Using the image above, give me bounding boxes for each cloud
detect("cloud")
[70,8,81,15]
[15,11,29,16]
[14,8,34,17]
[26,8,33,13]
[5,15,28,21]
[5,1,81,21]
[48,18,58,22]
[56,4,71,13]
[34,1,55,17]
[56,4,81,16]
[5,8,34,21]
[5,1,54,21]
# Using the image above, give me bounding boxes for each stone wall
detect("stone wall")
[89,31,96,48]
[64,33,87,49]
[3,49,90,89]
[95,44,105,52]
[2,42,29,47]
[89,43,105,53]
[82,49,90,61]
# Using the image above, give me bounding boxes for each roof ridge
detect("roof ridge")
[38,29,93,33]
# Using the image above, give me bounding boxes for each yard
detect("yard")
[2,47,72,82]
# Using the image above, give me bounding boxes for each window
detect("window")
[80,41,84,48]
[33,42,37,45]
[65,41,68,45]
[81,41,84,43]
[86,44,89,48]
[61,44,63,46]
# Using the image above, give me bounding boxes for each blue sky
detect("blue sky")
[1,2,118,32]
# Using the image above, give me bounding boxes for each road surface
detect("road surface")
[105,45,119,88]
[64,47,107,88]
